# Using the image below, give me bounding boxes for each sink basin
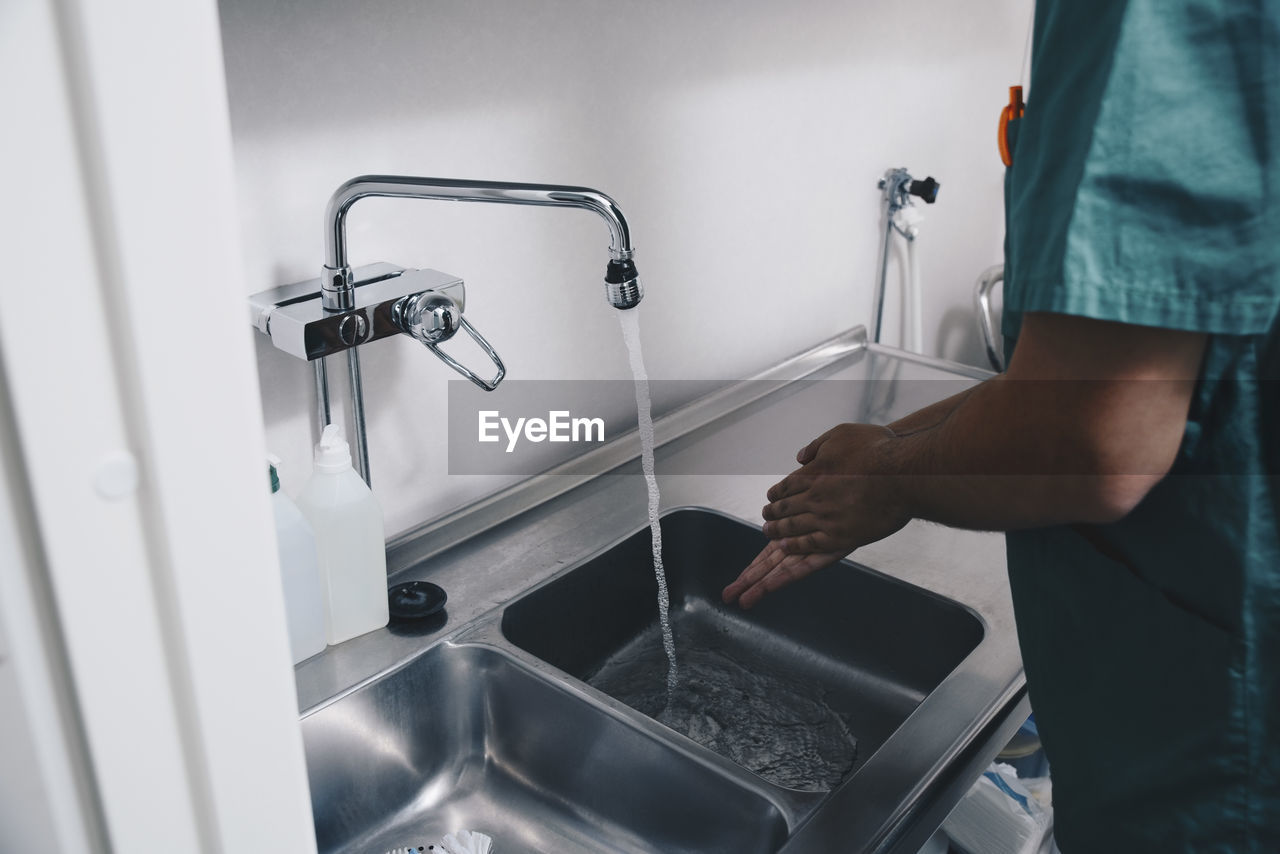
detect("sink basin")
[302,642,788,854]
[303,509,998,854]
[296,338,1025,854]
[501,508,985,794]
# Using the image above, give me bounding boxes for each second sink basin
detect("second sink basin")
[501,508,985,794]
[303,642,787,853]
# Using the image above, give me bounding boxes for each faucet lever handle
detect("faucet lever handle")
[394,291,505,391]
[394,290,461,344]
[427,315,506,391]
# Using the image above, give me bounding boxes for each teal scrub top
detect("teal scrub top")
[1002,1,1280,851]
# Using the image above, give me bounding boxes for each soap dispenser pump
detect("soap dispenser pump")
[296,424,389,644]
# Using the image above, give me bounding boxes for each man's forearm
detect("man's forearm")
[887,386,976,437]
[878,373,1188,530]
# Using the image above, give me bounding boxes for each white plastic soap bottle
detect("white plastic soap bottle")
[296,424,389,644]
[268,457,326,663]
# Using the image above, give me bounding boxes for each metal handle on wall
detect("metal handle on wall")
[974,264,1005,372]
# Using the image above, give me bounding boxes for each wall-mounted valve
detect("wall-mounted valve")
[872,167,941,349]
[250,264,470,361]
[878,167,941,216]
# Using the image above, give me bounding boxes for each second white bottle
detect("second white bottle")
[297,423,389,645]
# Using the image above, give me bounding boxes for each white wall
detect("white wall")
[219,0,1026,536]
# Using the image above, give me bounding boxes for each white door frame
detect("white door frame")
[1,0,317,850]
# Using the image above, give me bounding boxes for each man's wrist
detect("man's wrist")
[867,429,917,526]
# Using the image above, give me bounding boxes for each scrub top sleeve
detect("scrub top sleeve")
[1005,0,1280,337]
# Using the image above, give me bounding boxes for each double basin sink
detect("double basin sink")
[302,508,991,853]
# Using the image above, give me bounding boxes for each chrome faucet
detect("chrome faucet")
[320,176,642,312]
[250,175,644,485]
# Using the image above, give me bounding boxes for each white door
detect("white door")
[0,0,317,850]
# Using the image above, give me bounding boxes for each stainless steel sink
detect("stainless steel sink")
[303,642,788,854]
[302,507,1007,854]
[303,507,998,853]
[501,508,984,795]
[296,338,1026,854]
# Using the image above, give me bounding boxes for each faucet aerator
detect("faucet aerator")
[605,259,643,310]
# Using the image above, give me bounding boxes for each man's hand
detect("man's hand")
[721,423,910,609]
[762,423,910,552]
[721,540,845,610]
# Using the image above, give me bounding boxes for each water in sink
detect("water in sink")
[588,619,858,792]
[503,510,986,794]
[617,307,678,695]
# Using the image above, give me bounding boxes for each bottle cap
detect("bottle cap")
[267,453,283,494]
[314,423,352,474]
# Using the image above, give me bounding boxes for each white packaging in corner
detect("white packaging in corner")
[943,762,1053,854]
[296,424,390,644]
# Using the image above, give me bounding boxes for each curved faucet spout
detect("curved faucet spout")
[321,175,640,310]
